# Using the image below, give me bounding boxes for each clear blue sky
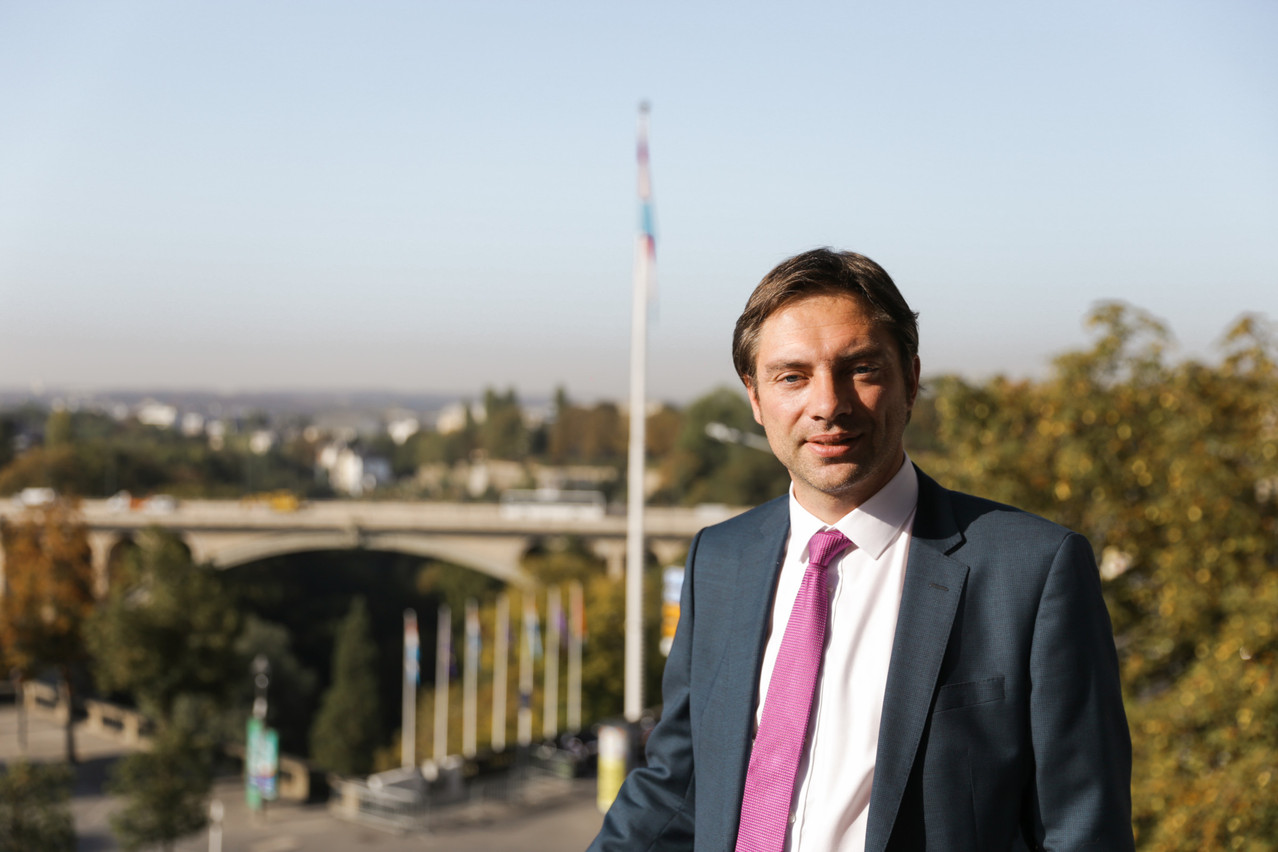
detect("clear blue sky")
[1,1,1274,402]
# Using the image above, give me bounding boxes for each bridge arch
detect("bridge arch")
[190,530,535,588]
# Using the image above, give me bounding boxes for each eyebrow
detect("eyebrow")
[760,345,890,376]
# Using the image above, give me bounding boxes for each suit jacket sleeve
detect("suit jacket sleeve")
[587,530,702,852]
[1028,532,1134,850]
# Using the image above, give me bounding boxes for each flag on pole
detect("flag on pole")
[466,602,482,660]
[404,610,420,686]
[524,596,542,662]
[570,580,586,645]
[624,100,654,723]
[441,616,454,683]
[636,101,657,305]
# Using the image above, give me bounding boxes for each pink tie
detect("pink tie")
[735,528,852,852]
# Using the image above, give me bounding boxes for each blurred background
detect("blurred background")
[0,2,1275,850]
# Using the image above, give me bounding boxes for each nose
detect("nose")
[808,369,853,422]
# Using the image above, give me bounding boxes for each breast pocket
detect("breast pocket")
[933,676,1005,713]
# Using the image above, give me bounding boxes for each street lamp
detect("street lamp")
[251,654,270,721]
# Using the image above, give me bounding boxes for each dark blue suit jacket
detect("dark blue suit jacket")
[590,467,1134,851]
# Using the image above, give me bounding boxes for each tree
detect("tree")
[912,304,1278,849]
[480,387,529,460]
[108,700,218,852]
[85,529,242,722]
[309,597,383,775]
[228,615,318,757]
[655,386,788,507]
[82,531,239,851]
[0,760,75,852]
[0,501,95,763]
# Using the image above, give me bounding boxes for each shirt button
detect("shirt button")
[788,813,796,825]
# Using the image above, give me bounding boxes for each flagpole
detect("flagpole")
[518,595,536,747]
[543,586,561,741]
[402,609,419,769]
[434,603,451,764]
[625,100,654,723]
[567,580,583,733]
[493,592,509,753]
[463,598,479,759]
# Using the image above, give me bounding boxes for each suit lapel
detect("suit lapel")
[713,497,790,848]
[864,471,969,852]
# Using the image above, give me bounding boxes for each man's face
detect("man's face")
[745,293,920,523]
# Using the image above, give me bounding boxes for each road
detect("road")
[1,701,605,851]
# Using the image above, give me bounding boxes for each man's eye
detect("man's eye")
[780,375,803,384]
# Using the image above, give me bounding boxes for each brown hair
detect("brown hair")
[732,248,920,385]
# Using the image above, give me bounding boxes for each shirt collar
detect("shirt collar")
[787,455,920,562]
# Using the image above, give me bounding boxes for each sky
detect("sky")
[1,0,1275,404]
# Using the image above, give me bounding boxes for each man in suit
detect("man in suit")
[589,248,1133,851]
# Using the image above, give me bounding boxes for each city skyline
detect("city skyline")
[2,1,1275,403]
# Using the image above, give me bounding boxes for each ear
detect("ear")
[743,375,764,426]
[905,356,921,421]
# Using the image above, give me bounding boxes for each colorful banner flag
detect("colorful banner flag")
[636,101,657,304]
[524,596,542,662]
[466,601,482,659]
[404,609,420,686]
[570,579,586,645]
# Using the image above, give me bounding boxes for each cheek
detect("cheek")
[758,394,804,426]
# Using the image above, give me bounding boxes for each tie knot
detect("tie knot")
[807,528,851,570]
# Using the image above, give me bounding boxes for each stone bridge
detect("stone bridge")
[0,498,744,595]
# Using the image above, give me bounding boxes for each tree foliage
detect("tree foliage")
[0,407,324,499]
[0,502,95,677]
[0,760,75,852]
[107,701,218,852]
[84,529,242,722]
[309,597,383,775]
[655,386,789,506]
[227,615,318,756]
[0,501,95,763]
[911,304,1278,850]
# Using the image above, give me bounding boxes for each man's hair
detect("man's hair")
[732,248,920,386]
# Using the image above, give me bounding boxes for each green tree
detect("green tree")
[43,410,72,448]
[85,530,242,722]
[228,615,318,757]
[108,701,218,852]
[480,387,529,460]
[655,386,788,507]
[310,597,383,775]
[549,400,626,465]
[0,413,16,469]
[0,502,95,763]
[0,760,75,852]
[912,304,1278,850]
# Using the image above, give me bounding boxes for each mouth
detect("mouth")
[805,432,859,459]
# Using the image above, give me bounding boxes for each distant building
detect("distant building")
[181,412,206,437]
[386,414,420,445]
[317,443,392,496]
[136,400,178,429]
[206,419,227,451]
[249,429,276,455]
[435,401,486,435]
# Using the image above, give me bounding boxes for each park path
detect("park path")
[1,701,604,852]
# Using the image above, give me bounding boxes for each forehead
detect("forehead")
[755,293,891,360]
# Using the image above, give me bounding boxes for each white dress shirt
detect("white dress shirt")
[752,457,919,852]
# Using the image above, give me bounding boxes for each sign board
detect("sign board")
[245,717,280,808]
[660,566,685,657]
[596,722,631,813]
